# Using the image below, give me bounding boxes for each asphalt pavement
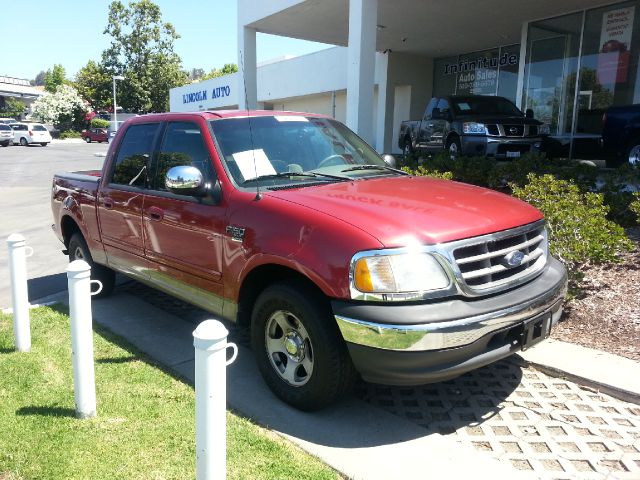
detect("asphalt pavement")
[0,140,107,307]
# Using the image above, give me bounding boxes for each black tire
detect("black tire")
[85,136,91,143]
[402,136,414,157]
[626,139,640,167]
[1,141,8,147]
[19,137,28,146]
[251,282,355,411]
[68,233,115,298]
[445,136,461,160]
[40,143,48,147]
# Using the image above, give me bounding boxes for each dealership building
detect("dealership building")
[170,0,640,158]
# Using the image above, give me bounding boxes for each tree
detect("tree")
[187,68,205,82]
[0,98,26,119]
[44,64,67,93]
[31,85,90,130]
[201,63,238,80]
[31,71,46,87]
[101,0,187,112]
[74,60,113,110]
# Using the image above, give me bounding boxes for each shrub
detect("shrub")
[401,164,453,180]
[91,117,110,128]
[631,192,640,224]
[511,174,633,275]
[59,130,81,139]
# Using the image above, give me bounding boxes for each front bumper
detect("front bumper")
[333,257,567,385]
[461,135,543,158]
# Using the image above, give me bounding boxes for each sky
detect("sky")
[2,0,331,81]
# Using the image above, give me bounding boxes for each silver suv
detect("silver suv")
[0,124,13,147]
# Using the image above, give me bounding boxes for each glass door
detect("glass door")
[524,12,584,156]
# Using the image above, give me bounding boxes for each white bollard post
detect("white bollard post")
[66,260,100,419]
[7,233,33,352]
[193,320,238,480]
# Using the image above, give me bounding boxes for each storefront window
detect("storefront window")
[432,46,520,100]
[524,13,583,138]
[433,56,457,97]
[576,2,640,136]
[497,44,521,103]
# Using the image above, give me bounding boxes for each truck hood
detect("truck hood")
[266,176,543,246]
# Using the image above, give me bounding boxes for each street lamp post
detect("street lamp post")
[112,75,125,132]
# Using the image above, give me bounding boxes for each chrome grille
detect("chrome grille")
[451,222,547,292]
[502,124,524,136]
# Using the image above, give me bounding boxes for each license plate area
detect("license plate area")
[506,151,521,158]
[519,313,551,351]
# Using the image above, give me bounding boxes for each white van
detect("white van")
[11,123,53,146]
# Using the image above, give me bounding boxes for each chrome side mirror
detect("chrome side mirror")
[166,166,205,196]
[382,154,397,168]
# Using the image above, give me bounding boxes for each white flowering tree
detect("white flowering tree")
[31,84,91,130]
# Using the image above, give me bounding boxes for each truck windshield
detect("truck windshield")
[209,116,390,188]
[452,97,523,117]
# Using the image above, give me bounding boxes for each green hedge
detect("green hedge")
[90,118,110,128]
[59,130,81,139]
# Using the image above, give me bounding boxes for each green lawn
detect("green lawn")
[0,306,340,480]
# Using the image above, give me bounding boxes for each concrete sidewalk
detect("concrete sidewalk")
[23,288,640,479]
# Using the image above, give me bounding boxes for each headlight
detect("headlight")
[351,251,450,301]
[462,122,487,134]
[538,123,550,135]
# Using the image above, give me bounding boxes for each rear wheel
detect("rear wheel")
[40,143,48,147]
[68,233,115,298]
[19,137,28,146]
[446,136,461,160]
[251,282,355,411]
[402,137,414,157]
[1,141,8,147]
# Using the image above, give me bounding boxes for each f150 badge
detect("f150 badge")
[503,250,525,268]
[226,225,246,242]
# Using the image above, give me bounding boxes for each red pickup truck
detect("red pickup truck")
[52,111,567,410]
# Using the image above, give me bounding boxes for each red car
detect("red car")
[81,128,108,143]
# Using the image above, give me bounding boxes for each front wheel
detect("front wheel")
[251,282,355,411]
[85,137,91,143]
[627,141,640,166]
[68,233,115,298]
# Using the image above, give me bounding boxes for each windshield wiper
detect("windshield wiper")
[340,164,408,175]
[243,171,349,184]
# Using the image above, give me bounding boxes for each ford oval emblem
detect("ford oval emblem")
[509,127,518,135]
[504,250,525,268]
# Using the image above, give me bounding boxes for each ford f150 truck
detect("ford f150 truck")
[52,111,567,410]
[399,95,550,159]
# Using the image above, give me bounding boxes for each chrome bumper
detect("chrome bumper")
[335,259,567,352]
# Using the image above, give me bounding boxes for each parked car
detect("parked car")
[0,124,13,146]
[399,95,550,159]
[0,117,17,125]
[81,128,108,143]
[601,104,640,167]
[11,122,52,146]
[52,111,567,410]
[107,121,124,142]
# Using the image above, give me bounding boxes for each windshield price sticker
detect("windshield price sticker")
[274,116,309,123]
[232,149,276,180]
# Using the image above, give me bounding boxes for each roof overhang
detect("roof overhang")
[246,0,611,56]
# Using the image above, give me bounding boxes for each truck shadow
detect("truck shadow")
[118,280,523,449]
